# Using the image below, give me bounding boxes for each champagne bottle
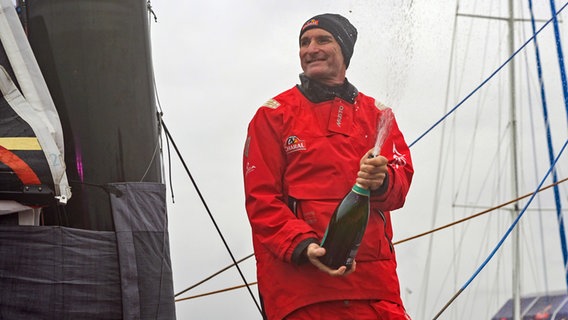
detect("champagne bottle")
[319,183,370,270]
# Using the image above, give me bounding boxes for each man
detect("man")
[243,13,414,320]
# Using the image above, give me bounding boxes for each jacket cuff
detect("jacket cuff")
[291,238,319,265]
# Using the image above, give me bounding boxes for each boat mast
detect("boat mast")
[507,0,522,319]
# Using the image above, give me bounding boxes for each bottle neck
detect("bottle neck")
[352,184,370,196]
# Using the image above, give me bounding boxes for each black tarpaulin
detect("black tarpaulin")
[0,225,122,319]
[0,182,176,319]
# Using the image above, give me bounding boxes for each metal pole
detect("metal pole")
[508,0,521,319]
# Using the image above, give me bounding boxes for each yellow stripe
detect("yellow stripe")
[0,137,42,150]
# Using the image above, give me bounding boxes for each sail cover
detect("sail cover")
[0,0,70,209]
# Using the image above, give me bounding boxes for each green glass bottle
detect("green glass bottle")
[319,183,370,270]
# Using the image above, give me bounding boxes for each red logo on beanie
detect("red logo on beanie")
[302,19,319,31]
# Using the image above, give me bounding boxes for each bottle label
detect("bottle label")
[352,184,370,196]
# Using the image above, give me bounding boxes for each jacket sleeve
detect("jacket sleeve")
[370,112,414,211]
[243,105,318,263]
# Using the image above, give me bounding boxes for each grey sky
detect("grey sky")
[150,1,568,319]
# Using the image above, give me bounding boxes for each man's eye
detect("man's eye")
[300,39,310,47]
[317,38,331,44]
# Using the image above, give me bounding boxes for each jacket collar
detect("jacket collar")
[297,73,358,104]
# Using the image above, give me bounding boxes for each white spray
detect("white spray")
[372,107,394,157]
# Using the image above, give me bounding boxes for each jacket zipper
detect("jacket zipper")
[377,209,394,253]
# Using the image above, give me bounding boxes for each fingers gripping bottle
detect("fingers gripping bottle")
[319,183,370,270]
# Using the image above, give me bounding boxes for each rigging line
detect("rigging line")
[432,138,568,320]
[175,253,254,297]
[146,1,173,201]
[138,127,161,182]
[408,0,568,149]
[547,0,568,290]
[160,119,263,316]
[175,282,258,303]
[178,178,568,302]
[149,47,174,200]
[394,176,568,246]
[527,0,552,295]
[165,118,175,203]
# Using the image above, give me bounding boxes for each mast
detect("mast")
[507,0,522,319]
[26,0,163,231]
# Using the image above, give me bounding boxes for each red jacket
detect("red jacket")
[243,82,413,320]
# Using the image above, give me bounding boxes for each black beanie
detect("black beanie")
[299,13,358,68]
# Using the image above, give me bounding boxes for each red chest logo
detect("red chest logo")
[284,136,307,154]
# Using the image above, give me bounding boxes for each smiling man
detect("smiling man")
[243,13,414,320]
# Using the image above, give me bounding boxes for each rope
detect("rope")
[174,253,254,297]
[175,282,258,302]
[526,0,551,295]
[432,138,568,319]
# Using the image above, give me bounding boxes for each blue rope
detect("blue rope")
[409,0,568,149]
[532,0,568,290]
[527,0,552,296]
[549,0,568,125]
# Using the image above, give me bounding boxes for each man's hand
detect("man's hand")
[356,149,388,191]
[305,243,356,276]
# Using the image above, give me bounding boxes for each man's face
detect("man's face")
[299,28,346,86]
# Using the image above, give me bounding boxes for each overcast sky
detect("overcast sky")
[149,1,568,319]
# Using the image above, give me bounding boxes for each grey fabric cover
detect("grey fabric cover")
[110,182,175,320]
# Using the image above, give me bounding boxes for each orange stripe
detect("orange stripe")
[0,145,41,185]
